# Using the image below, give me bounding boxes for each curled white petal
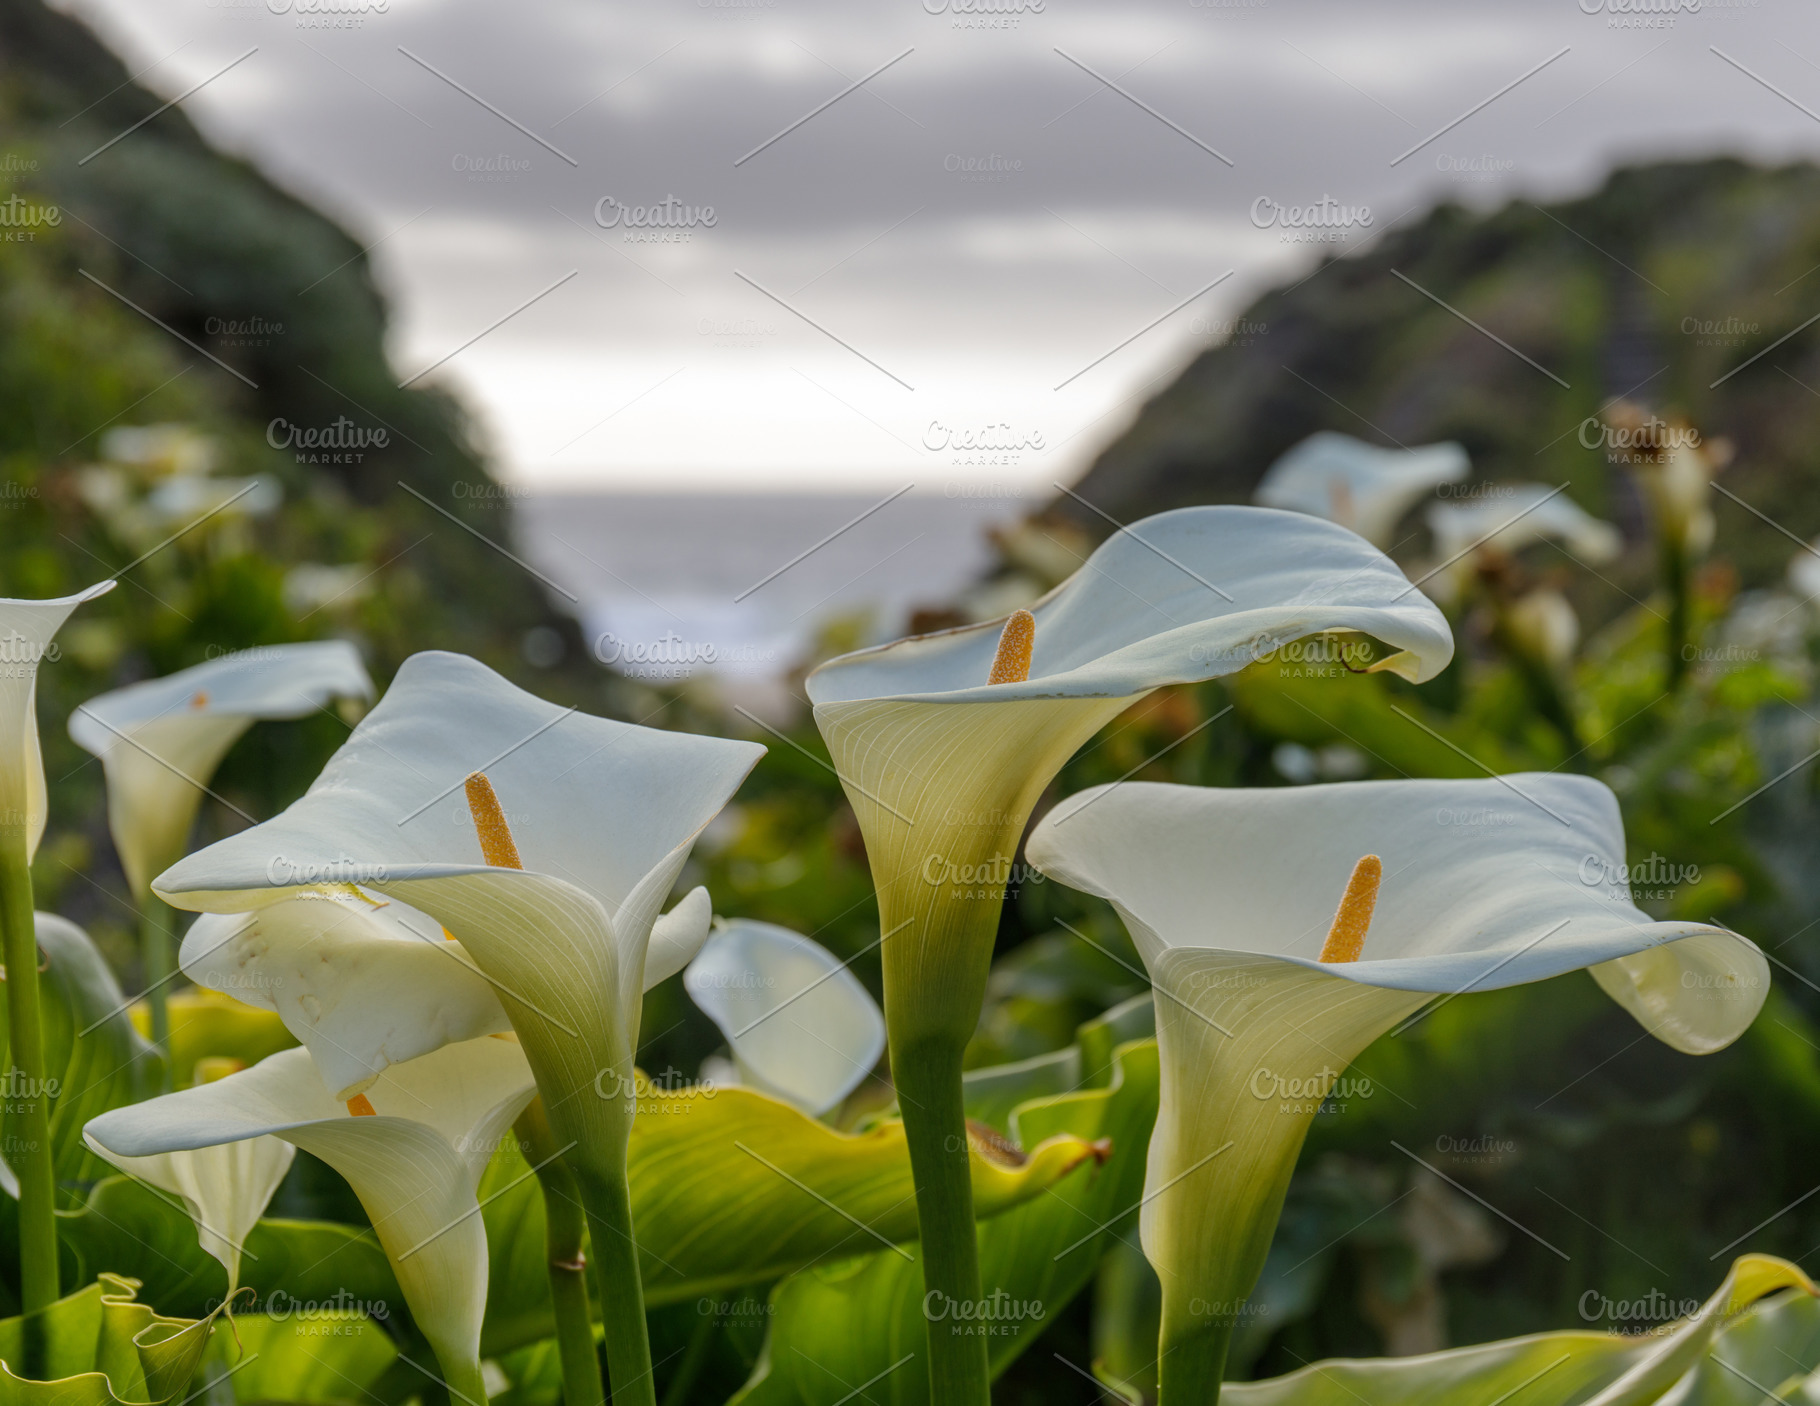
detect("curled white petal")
[806,506,1454,705]
[0,581,115,859]
[179,891,511,1101]
[70,640,373,897]
[1255,432,1470,549]
[1426,485,1622,568]
[1027,774,1767,1341]
[85,1038,535,1390]
[685,919,885,1115]
[82,1135,294,1293]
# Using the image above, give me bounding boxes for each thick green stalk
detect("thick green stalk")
[812,693,1131,1406]
[140,894,173,1086]
[516,1103,604,1406]
[571,1164,655,1406]
[1158,1301,1232,1406]
[447,1357,490,1406]
[893,1036,989,1405]
[0,828,59,1332]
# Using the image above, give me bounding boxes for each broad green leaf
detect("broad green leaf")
[960,994,1155,1135]
[477,1131,552,1361]
[195,1311,396,1404]
[632,1077,1106,1307]
[474,1069,1110,1355]
[58,1176,401,1327]
[0,1273,217,1404]
[1668,1286,1820,1402]
[1218,1253,1813,1406]
[128,992,296,1090]
[1092,1237,1160,1405]
[490,1337,568,1406]
[731,1037,1162,1405]
[32,916,165,1204]
[1226,667,1530,781]
[959,1049,1080,1137]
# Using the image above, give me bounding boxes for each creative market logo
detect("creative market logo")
[265,0,389,27]
[1250,195,1372,244]
[1577,0,1700,27]
[0,193,60,242]
[593,196,717,244]
[922,0,1044,29]
[923,421,1045,466]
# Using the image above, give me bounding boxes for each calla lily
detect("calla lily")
[69,640,374,901]
[1025,774,1768,1402]
[684,918,886,1115]
[85,1036,537,1403]
[1502,587,1579,672]
[179,883,714,1101]
[178,889,512,1101]
[82,1129,294,1295]
[0,579,116,1317]
[1426,484,1621,580]
[1253,431,1469,549]
[0,581,115,860]
[806,504,1453,1401]
[1601,403,1727,556]
[1789,537,1820,603]
[151,649,763,1406]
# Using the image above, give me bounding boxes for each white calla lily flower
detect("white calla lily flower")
[69,640,373,900]
[806,506,1453,1053]
[1504,587,1580,671]
[179,889,512,1101]
[1789,537,1820,603]
[85,1037,536,1402]
[152,650,762,1402]
[684,918,886,1115]
[1427,485,1622,574]
[151,652,758,1136]
[0,581,115,860]
[806,504,1453,1395]
[180,883,715,1101]
[1026,775,1768,1399]
[0,580,116,1317]
[82,1133,294,1294]
[1253,431,1470,549]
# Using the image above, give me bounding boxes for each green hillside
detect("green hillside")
[0,0,602,952]
[1065,158,1820,593]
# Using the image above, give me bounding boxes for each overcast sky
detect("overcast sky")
[58,0,1820,490]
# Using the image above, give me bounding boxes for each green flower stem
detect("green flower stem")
[571,1164,656,1406]
[893,1035,990,1405]
[814,693,1131,1406]
[0,827,59,1333]
[516,1102,605,1406]
[446,1357,490,1406]
[1158,1302,1232,1406]
[1662,537,1691,689]
[140,894,173,1086]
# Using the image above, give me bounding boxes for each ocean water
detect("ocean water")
[514,489,1027,685]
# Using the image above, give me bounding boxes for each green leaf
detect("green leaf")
[730,1037,1162,1405]
[1226,668,1534,780]
[195,1311,396,1405]
[127,992,297,1090]
[1219,1254,1814,1406]
[58,1176,401,1327]
[32,916,165,1205]
[0,1273,218,1404]
[472,1070,1111,1357]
